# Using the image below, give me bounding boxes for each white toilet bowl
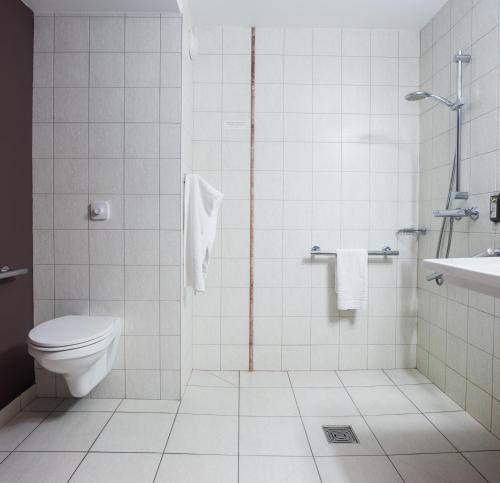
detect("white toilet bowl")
[27,315,122,397]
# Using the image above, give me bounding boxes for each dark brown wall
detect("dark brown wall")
[0,0,34,409]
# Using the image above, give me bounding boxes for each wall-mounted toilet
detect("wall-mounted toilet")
[27,315,122,397]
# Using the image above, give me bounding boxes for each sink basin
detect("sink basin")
[423,258,500,297]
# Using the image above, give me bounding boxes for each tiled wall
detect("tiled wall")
[417,0,500,436]
[32,14,185,399]
[192,26,421,371]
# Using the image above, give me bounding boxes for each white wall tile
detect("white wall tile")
[34,16,54,53]
[90,17,125,52]
[55,17,89,52]
[90,53,125,87]
[126,17,161,52]
[54,53,89,87]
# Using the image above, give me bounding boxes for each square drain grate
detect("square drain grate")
[322,425,359,444]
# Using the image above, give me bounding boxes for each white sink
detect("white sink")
[423,257,500,297]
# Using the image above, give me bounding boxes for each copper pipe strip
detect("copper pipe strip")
[249,26,256,371]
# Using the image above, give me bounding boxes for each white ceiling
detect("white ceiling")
[23,0,447,30]
[190,0,447,30]
[23,0,182,14]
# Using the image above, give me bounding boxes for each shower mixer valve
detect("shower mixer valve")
[432,207,479,221]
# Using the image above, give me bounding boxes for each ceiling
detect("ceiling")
[190,0,448,30]
[23,0,182,14]
[23,0,447,30]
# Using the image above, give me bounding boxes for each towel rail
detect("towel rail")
[310,246,399,256]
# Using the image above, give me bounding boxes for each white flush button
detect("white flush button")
[90,201,110,221]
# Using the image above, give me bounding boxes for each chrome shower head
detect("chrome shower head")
[405,91,431,101]
[405,90,456,109]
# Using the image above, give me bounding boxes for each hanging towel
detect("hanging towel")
[335,249,368,311]
[184,174,224,293]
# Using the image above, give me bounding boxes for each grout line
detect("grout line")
[152,389,182,482]
[158,10,163,402]
[122,14,127,400]
[65,404,120,481]
[2,401,60,462]
[286,371,323,483]
[338,369,408,482]
[462,450,500,482]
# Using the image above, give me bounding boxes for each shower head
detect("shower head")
[405,90,456,109]
[405,91,431,101]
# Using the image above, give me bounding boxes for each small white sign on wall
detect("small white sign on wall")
[223,120,249,130]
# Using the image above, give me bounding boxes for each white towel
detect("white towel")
[184,174,224,293]
[335,249,368,311]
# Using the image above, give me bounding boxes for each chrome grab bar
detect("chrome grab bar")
[310,246,399,257]
[397,228,427,236]
[473,248,500,258]
[0,266,29,280]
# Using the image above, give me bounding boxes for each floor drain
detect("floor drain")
[322,425,359,444]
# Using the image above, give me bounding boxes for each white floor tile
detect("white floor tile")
[384,369,430,385]
[240,371,290,388]
[239,456,320,483]
[92,412,174,452]
[156,454,238,483]
[0,453,8,464]
[399,384,462,413]
[23,398,63,411]
[18,412,111,451]
[365,414,456,454]
[0,412,48,451]
[347,386,418,415]
[240,388,299,416]
[57,398,121,412]
[390,453,485,483]
[179,386,238,415]
[239,416,311,456]
[294,388,359,416]
[0,452,84,483]
[117,399,179,413]
[166,414,238,455]
[289,371,342,388]
[189,370,239,388]
[303,416,384,456]
[316,455,403,483]
[337,370,393,387]
[70,453,161,483]
[463,451,500,482]
[426,411,500,452]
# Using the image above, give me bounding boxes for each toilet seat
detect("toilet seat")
[28,332,112,352]
[28,315,115,350]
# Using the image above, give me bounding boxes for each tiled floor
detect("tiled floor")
[1,369,500,482]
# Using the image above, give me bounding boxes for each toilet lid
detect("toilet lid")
[28,315,116,348]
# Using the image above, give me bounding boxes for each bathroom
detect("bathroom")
[0,0,500,480]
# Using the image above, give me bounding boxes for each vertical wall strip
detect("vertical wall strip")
[249,27,256,371]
